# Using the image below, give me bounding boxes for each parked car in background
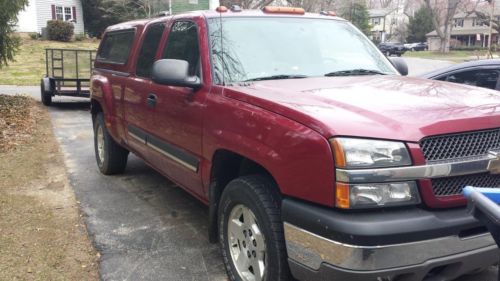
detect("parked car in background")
[404,42,428,51]
[378,42,406,56]
[421,59,500,91]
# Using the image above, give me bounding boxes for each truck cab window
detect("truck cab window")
[162,21,200,77]
[136,22,166,78]
[96,30,135,64]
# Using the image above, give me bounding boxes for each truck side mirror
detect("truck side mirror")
[151,59,201,89]
[389,57,408,76]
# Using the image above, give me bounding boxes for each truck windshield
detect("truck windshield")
[208,17,397,84]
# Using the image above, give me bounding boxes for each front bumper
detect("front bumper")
[288,245,497,281]
[282,199,498,280]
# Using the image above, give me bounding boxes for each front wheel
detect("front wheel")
[93,113,129,175]
[219,176,290,281]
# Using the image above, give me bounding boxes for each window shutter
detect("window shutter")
[51,5,56,20]
[72,6,77,23]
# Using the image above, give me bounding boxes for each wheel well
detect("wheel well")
[208,149,278,243]
[90,99,103,121]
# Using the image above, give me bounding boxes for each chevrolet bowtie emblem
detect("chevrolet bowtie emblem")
[487,151,500,174]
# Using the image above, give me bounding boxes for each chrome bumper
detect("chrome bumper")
[284,222,496,271]
[336,152,500,183]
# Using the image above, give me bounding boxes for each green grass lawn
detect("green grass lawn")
[402,50,496,62]
[0,38,99,86]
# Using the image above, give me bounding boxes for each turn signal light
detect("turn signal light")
[263,6,305,15]
[335,182,350,209]
[330,139,346,168]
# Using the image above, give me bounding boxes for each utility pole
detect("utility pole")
[349,0,353,21]
[488,0,495,53]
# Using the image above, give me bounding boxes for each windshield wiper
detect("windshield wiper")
[245,74,308,82]
[324,69,387,77]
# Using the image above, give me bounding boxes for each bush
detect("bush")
[450,45,487,51]
[29,32,39,40]
[74,33,85,41]
[46,20,74,42]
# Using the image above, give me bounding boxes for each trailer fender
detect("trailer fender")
[41,77,53,93]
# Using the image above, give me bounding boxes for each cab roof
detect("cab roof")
[105,8,345,32]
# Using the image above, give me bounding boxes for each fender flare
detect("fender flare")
[91,74,115,118]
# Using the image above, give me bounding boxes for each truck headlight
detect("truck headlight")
[336,181,420,209]
[331,138,411,168]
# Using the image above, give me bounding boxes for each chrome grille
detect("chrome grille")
[432,173,500,197]
[420,128,500,162]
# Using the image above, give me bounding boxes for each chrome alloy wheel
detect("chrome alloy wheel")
[96,125,105,164]
[228,204,266,281]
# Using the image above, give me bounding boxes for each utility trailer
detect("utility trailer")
[40,48,96,106]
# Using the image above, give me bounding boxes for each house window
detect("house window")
[64,7,72,21]
[372,17,380,25]
[454,18,464,28]
[55,6,63,20]
[473,18,485,27]
[55,6,73,21]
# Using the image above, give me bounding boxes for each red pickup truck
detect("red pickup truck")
[90,6,500,281]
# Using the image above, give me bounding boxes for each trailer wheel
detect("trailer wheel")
[40,79,52,106]
[94,113,129,175]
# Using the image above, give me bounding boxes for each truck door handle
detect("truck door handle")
[147,94,157,107]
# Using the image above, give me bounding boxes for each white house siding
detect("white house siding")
[35,0,84,34]
[209,0,218,9]
[15,0,38,32]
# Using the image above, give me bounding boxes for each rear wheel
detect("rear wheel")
[40,79,52,106]
[219,175,290,281]
[93,113,129,174]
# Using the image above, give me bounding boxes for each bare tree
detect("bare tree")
[403,0,424,17]
[424,0,464,52]
[131,0,154,17]
[379,0,394,8]
[220,0,275,9]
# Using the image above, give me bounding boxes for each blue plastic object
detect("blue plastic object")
[464,186,500,280]
[464,186,500,204]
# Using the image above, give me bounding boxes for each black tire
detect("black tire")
[218,175,290,281]
[40,80,52,106]
[397,53,402,57]
[93,113,129,175]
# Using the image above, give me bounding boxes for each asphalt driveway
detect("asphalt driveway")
[2,57,498,280]
[50,100,226,281]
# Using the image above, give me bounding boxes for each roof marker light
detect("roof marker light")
[263,6,305,15]
[231,5,242,12]
[320,11,337,16]
[216,6,228,12]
